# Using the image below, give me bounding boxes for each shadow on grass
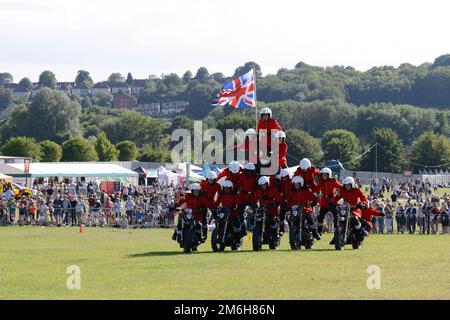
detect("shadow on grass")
[127,247,343,257]
[127,249,256,258]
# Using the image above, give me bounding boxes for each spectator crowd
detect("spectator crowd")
[0,180,181,229]
[0,176,449,235]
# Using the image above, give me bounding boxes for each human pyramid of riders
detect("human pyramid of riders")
[172,108,382,253]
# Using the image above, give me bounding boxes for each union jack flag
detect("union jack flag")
[212,69,256,109]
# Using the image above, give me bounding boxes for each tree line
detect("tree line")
[1,54,450,171]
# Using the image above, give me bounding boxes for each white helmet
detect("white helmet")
[292,176,304,187]
[260,107,272,118]
[190,183,201,191]
[274,131,286,139]
[244,162,256,171]
[221,180,233,189]
[320,167,332,177]
[299,158,311,170]
[245,128,257,136]
[280,168,290,178]
[343,176,355,188]
[258,176,270,186]
[229,161,241,174]
[205,171,217,180]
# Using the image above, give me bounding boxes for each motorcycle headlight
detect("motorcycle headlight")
[339,216,346,221]
[185,213,192,220]
[218,213,224,219]
[340,210,347,215]
[292,211,298,216]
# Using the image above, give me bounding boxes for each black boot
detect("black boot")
[317,224,323,236]
[202,226,208,241]
[312,228,321,240]
[279,220,285,235]
[329,238,335,245]
[242,222,247,237]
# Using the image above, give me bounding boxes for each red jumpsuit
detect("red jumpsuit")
[360,207,382,228]
[293,166,320,189]
[257,118,282,151]
[272,142,288,168]
[237,172,257,205]
[278,179,292,206]
[234,138,258,164]
[333,187,368,219]
[175,193,208,222]
[213,192,240,217]
[200,180,221,208]
[255,187,283,217]
[314,178,342,209]
[286,187,318,214]
[217,168,242,190]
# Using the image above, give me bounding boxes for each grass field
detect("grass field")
[1,227,449,300]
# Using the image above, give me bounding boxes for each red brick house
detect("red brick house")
[113,93,137,109]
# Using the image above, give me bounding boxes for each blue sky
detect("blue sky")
[1,0,449,82]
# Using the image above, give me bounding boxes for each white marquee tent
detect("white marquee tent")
[0,162,138,186]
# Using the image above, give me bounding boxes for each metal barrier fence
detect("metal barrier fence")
[0,205,177,229]
[0,203,449,234]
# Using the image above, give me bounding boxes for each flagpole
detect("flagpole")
[253,67,258,130]
[253,67,260,169]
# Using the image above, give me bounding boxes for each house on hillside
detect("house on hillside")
[71,82,90,96]
[92,82,111,96]
[160,101,189,115]
[113,93,137,109]
[3,83,18,91]
[55,82,73,96]
[131,79,147,96]
[110,82,131,95]
[14,87,31,98]
[137,103,160,115]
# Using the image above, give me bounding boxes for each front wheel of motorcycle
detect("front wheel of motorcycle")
[289,226,300,250]
[269,234,281,250]
[252,225,262,251]
[183,228,193,254]
[334,228,344,251]
[211,228,220,252]
[352,240,363,249]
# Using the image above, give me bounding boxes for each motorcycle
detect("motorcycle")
[176,208,203,254]
[287,205,315,250]
[252,206,281,251]
[211,208,244,252]
[334,203,363,250]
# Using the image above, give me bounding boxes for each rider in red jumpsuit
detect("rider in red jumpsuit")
[287,175,321,240]
[173,183,209,242]
[293,158,321,190]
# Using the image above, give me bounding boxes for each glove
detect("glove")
[310,201,317,207]
[356,203,364,210]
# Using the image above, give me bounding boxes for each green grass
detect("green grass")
[1,227,449,300]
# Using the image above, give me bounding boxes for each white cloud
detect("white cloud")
[0,0,449,82]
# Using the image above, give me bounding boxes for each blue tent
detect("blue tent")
[196,163,221,177]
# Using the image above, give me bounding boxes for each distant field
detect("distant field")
[1,227,449,299]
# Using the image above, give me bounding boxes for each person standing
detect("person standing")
[376,200,386,234]
[385,201,394,234]
[406,202,417,234]
[113,197,122,218]
[125,196,136,224]
[75,195,85,226]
